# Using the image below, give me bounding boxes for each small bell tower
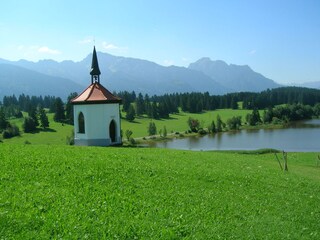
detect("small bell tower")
[90,46,101,84]
[71,47,122,146]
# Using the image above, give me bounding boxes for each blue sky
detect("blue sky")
[1,0,319,84]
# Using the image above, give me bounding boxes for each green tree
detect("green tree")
[208,120,216,133]
[187,117,200,132]
[0,107,9,132]
[226,116,242,130]
[38,106,49,129]
[135,93,145,116]
[148,121,157,136]
[23,117,37,133]
[65,92,78,124]
[216,115,223,132]
[246,108,261,126]
[2,124,20,139]
[53,97,65,122]
[163,125,167,138]
[126,104,136,122]
[28,106,39,127]
[231,97,238,109]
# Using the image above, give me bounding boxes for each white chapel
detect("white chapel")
[71,47,122,146]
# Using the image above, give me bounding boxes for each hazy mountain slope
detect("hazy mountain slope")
[0,64,83,100]
[1,53,228,95]
[188,57,281,92]
[0,53,282,96]
[301,81,320,89]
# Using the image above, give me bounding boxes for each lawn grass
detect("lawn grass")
[0,145,320,239]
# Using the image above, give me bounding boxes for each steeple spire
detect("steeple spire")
[90,46,101,84]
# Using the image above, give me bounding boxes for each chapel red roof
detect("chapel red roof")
[71,82,121,104]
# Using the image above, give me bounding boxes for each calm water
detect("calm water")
[144,119,320,152]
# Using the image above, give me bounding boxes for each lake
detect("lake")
[143,119,320,152]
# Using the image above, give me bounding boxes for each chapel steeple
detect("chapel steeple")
[90,46,101,83]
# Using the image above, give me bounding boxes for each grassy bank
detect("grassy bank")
[1,145,319,238]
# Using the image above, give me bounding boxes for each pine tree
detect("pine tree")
[135,93,145,116]
[23,117,37,133]
[216,115,223,132]
[53,97,65,122]
[0,107,9,132]
[148,121,157,136]
[126,104,136,122]
[38,106,49,129]
[28,106,39,127]
[209,120,216,133]
[65,92,78,124]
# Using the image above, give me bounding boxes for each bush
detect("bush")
[187,117,200,132]
[2,124,20,139]
[198,128,207,135]
[23,117,37,133]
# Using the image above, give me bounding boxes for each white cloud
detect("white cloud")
[102,41,120,50]
[38,46,61,55]
[78,37,94,44]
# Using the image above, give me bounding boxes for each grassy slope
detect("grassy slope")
[4,109,251,145]
[5,113,73,145]
[117,108,250,138]
[1,145,319,239]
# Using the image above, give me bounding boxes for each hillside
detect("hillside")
[1,145,319,238]
[0,52,282,96]
[0,64,83,100]
[189,57,281,92]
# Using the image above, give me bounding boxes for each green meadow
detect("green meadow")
[122,108,252,138]
[3,109,252,145]
[1,145,319,239]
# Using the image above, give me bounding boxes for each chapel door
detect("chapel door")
[109,120,116,143]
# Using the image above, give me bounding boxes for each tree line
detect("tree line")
[1,86,320,139]
[0,93,77,139]
[117,86,320,120]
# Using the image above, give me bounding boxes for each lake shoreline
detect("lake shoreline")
[129,119,320,152]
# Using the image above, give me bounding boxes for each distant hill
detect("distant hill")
[0,64,83,100]
[188,57,281,92]
[301,81,320,89]
[0,53,282,98]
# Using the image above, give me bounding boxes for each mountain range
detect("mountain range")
[0,52,285,100]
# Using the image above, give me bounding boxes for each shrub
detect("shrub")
[2,124,20,139]
[23,117,37,133]
[187,117,200,132]
[198,128,207,135]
